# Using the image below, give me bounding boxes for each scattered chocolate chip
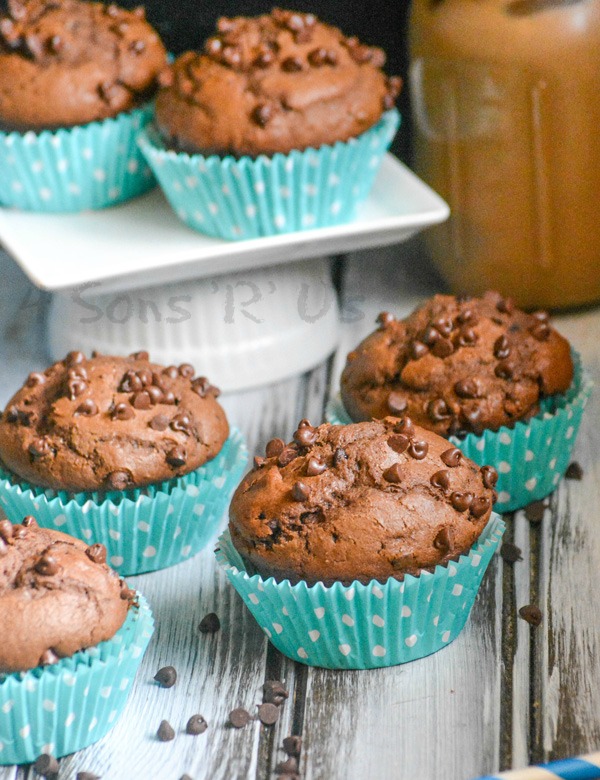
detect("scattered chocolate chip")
[120,581,136,601]
[433,526,454,553]
[530,322,550,341]
[266,438,285,458]
[308,47,336,66]
[275,757,299,775]
[410,340,428,360]
[163,365,179,379]
[22,516,37,527]
[262,680,289,707]
[129,38,145,54]
[431,338,453,358]
[565,461,584,480]
[294,425,317,448]
[422,326,440,345]
[112,402,135,421]
[26,371,46,387]
[67,378,87,399]
[333,447,347,466]
[5,405,19,423]
[170,411,192,433]
[306,457,326,476]
[258,702,280,726]
[65,350,85,367]
[106,470,130,491]
[524,500,546,524]
[495,360,514,380]
[387,392,407,415]
[86,543,107,565]
[456,326,478,347]
[132,391,152,410]
[229,708,251,728]
[154,666,177,688]
[470,495,491,518]
[33,753,59,776]
[178,363,195,378]
[146,386,164,405]
[76,399,98,417]
[198,612,220,634]
[221,45,242,67]
[149,414,169,431]
[496,297,514,314]
[408,439,429,460]
[166,447,186,468]
[28,438,52,459]
[462,406,484,434]
[35,554,58,576]
[395,417,415,438]
[292,481,310,501]
[163,391,177,405]
[383,463,403,483]
[278,447,298,467]
[494,335,511,360]
[254,47,275,67]
[186,714,208,735]
[432,317,453,337]
[39,649,59,666]
[157,720,176,741]
[387,434,410,454]
[480,465,498,489]
[450,491,473,512]
[252,103,273,127]
[12,525,27,539]
[519,604,542,626]
[454,378,481,399]
[500,542,523,563]
[119,370,142,393]
[531,310,550,323]
[253,456,266,470]
[130,350,149,360]
[0,519,13,542]
[428,399,451,422]
[283,735,302,757]
[281,55,303,72]
[430,469,450,490]
[376,311,395,329]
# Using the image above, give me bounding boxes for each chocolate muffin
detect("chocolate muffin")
[0,516,131,673]
[0,0,167,131]
[340,292,574,437]
[0,351,228,493]
[155,8,402,156]
[229,417,497,585]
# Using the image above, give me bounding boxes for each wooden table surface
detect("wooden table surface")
[0,242,598,780]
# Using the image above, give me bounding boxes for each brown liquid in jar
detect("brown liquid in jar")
[410,0,600,309]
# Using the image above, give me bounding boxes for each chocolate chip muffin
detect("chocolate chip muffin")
[229,417,498,585]
[155,9,402,156]
[0,516,131,673]
[340,292,574,437]
[0,0,167,131]
[0,351,228,493]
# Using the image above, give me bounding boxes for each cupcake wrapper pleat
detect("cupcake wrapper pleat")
[327,350,592,513]
[0,429,248,575]
[0,595,153,765]
[215,514,505,670]
[138,109,400,240]
[0,104,155,212]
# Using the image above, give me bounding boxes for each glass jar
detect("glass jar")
[410,0,600,309]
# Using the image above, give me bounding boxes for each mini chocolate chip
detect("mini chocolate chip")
[29,438,51,459]
[433,526,454,553]
[112,403,135,421]
[376,311,395,329]
[281,55,303,72]
[39,649,59,666]
[428,399,451,422]
[178,363,195,378]
[157,720,176,741]
[5,405,19,423]
[130,350,149,360]
[120,370,143,392]
[154,666,177,688]
[120,581,136,601]
[431,338,453,358]
[266,438,285,458]
[531,310,550,323]
[470,495,491,518]
[67,378,87,399]
[258,702,280,726]
[166,447,186,468]
[308,46,337,66]
[129,38,145,54]
[253,456,266,470]
[454,378,481,399]
[496,297,514,314]
[408,439,429,459]
[198,612,220,634]
[519,604,542,626]
[191,376,211,397]
[252,103,273,127]
[26,371,45,387]
[0,519,13,541]
[170,412,192,433]
[275,758,299,774]
[283,735,302,757]
[65,350,85,367]
[525,500,546,524]
[481,465,498,489]
[76,399,98,417]
[278,447,298,467]
[294,426,317,447]
[383,463,403,483]
[229,708,251,728]
[450,491,473,512]
[163,365,179,379]
[163,391,176,405]
[462,406,484,433]
[422,326,440,345]
[33,753,59,776]
[394,416,415,438]
[306,456,326,476]
[430,469,450,490]
[494,335,511,359]
[106,469,131,490]
[530,322,551,341]
[432,317,453,337]
[22,516,37,527]
[495,360,514,380]
[387,434,410,454]
[410,340,428,360]
[333,447,348,465]
[12,525,27,539]
[36,554,58,576]
[147,386,164,404]
[150,414,169,431]
[186,714,208,735]
[263,680,289,706]
[254,48,275,67]
[132,391,152,410]
[292,481,310,501]
[387,392,407,415]
[456,307,476,324]
[86,543,107,564]
[565,461,584,480]
[500,542,523,563]
[222,45,242,67]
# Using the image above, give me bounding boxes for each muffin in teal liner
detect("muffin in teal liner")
[219,417,504,669]
[0,518,153,765]
[0,351,245,575]
[328,353,592,513]
[138,110,400,240]
[0,0,168,212]
[0,106,156,213]
[0,428,248,575]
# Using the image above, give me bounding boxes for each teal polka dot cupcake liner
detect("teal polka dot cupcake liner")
[0,104,156,212]
[0,429,248,575]
[138,109,400,240]
[215,514,504,670]
[326,350,592,513]
[0,594,153,765]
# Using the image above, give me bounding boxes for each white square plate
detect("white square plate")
[0,154,448,294]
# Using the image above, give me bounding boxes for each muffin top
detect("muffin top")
[0,0,167,130]
[0,517,132,673]
[340,292,574,437]
[229,417,497,585]
[0,350,229,493]
[155,8,401,157]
